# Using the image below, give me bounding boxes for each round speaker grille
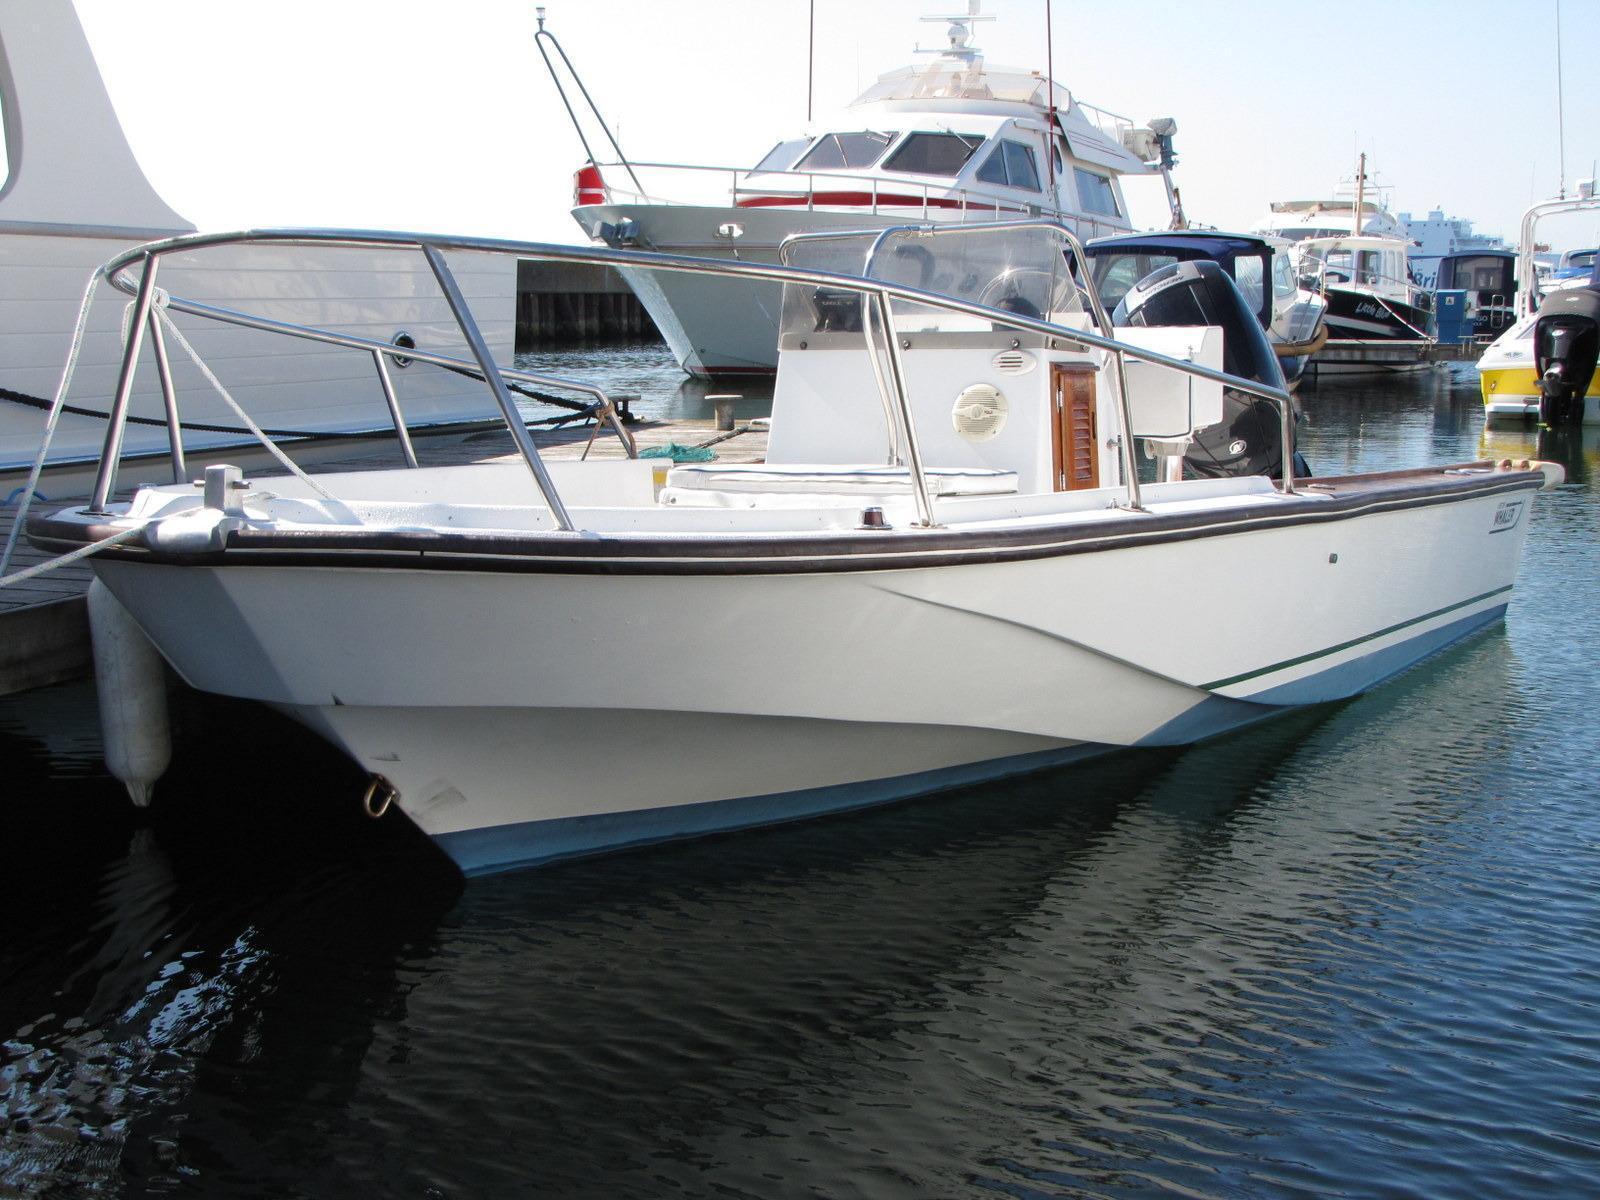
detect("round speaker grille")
[952,384,1008,442]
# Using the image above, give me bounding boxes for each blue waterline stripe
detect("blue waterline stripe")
[1201,586,1514,691]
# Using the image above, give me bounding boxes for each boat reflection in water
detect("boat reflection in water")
[0,615,1554,1195]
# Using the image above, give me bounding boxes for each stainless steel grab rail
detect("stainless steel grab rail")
[91,227,1299,526]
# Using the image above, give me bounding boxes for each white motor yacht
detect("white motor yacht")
[0,2,515,498]
[553,4,1180,379]
[27,223,1559,877]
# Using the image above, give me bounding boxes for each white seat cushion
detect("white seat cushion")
[664,463,1018,497]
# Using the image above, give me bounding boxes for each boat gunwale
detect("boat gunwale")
[28,463,1545,577]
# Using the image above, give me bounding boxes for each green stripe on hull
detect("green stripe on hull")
[1202,586,1514,691]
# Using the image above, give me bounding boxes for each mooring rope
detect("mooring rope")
[154,307,340,503]
[0,269,104,579]
[0,524,142,589]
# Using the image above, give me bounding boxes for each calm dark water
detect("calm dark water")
[4,357,1600,1198]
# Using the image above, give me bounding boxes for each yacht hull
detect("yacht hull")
[579,202,1124,378]
[83,473,1537,875]
[0,234,516,491]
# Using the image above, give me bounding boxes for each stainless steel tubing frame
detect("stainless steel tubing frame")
[92,228,1300,526]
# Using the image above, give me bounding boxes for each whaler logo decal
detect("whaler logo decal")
[1490,499,1525,533]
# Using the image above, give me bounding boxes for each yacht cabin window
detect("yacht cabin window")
[975,140,1042,191]
[753,138,813,172]
[1072,168,1121,218]
[795,131,893,171]
[1272,253,1297,300]
[880,132,985,176]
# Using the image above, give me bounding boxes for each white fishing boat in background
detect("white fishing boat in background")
[544,2,1183,378]
[26,222,1559,877]
[0,2,515,498]
[1479,184,1600,424]
[1257,159,1433,375]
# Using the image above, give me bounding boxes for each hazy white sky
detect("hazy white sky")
[73,0,1600,251]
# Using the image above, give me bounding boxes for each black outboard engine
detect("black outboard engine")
[1533,263,1600,425]
[1113,260,1309,480]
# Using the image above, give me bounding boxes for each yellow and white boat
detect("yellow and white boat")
[1477,187,1600,424]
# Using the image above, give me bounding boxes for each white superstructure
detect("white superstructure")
[1399,209,1507,289]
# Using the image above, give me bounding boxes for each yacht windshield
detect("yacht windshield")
[753,138,812,172]
[880,132,985,177]
[778,224,1083,338]
[795,132,893,172]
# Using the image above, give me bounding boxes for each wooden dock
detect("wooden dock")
[0,415,768,697]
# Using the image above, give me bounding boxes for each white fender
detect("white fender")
[87,580,171,806]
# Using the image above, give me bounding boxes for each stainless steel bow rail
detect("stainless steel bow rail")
[71,227,1294,537]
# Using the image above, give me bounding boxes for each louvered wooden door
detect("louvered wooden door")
[1051,364,1099,491]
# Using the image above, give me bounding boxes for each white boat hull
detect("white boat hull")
[89,477,1534,874]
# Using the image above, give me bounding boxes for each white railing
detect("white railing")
[582,159,1127,241]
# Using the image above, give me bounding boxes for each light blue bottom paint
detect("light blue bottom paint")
[437,605,1509,877]
[439,742,1109,876]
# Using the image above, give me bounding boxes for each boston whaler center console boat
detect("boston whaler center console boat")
[26,223,1560,876]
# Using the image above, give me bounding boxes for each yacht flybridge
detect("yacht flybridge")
[545,3,1182,378]
[25,223,1559,877]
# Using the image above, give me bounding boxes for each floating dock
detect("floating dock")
[0,415,767,697]
[515,261,659,346]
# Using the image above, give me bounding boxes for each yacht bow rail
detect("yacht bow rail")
[83,228,1296,533]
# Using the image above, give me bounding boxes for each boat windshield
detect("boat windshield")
[779,223,1083,337]
[795,132,894,171]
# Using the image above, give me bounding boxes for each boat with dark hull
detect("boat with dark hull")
[1297,235,1434,374]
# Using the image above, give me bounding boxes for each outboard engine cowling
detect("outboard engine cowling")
[1533,265,1600,425]
[1113,260,1308,479]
